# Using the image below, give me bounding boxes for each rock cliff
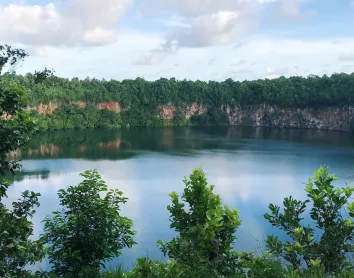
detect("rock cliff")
[28,102,353,131]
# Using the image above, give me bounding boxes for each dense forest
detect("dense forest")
[3,72,354,130]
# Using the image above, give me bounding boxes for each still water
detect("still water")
[7,127,354,270]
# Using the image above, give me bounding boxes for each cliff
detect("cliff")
[28,101,353,132]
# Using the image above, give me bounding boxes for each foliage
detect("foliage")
[34,68,55,84]
[0,44,46,277]
[0,44,28,74]
[0,44,35,196]
[35,103,122,131]
[41,170,136,277]
[173,107,186,126]
[0,190,46,277]
[5,71,354,130]
[245,254,288,278]
[0,80,35,196]
[158,168,243,276]
[264,166,354,275]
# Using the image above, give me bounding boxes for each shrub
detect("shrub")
[41,170,136,277]
[158,168,243,276]
[264,166,354,275]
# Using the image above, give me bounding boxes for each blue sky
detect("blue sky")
[0,0,353,81]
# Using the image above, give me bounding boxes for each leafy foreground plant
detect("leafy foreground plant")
[0,190,45,277]
[41,170,136,277]
[0,44,46,277]
[264,166,354,275]
[158,168,249,277]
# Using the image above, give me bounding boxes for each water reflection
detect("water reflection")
[6,127,354,271]
[10,127,354,161]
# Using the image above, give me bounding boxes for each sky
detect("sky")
[0,0,354,81]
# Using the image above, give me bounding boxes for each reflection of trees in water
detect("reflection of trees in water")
[14,127,354,160]
[7,170,50,184]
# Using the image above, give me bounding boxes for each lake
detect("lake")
[6,126,354,270]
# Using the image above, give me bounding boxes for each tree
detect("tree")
[264,166,354,274]
[173,107,186,126]
[0,191,45,277]
[0,44,28,74]
[158,168,243,276]
[0,44,45,277]
[41,170,136,276]
[0,81,35,197]
[34,67,55,84]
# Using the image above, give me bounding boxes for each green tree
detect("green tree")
[41,170,136,277]
[158,168,243,276]
[0,45,45,277]
[173,107,186,126]
[264,166,354,274]
[0,190,46,277]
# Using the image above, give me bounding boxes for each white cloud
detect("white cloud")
[0,0,133,47]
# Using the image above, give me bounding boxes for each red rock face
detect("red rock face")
[159,103,207,120]
[159,106,177,120]
[97,102,121,112]
[28,101,123,114]
[26,100,354,131]
[30,102,60,114]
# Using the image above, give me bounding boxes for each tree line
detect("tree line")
[5,71,354,109]
[2,51,354,130]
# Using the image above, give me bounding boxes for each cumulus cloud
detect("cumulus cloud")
[135,0,276,64]
[0,0,133,47]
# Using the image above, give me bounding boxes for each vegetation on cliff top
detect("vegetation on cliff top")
[5,71,354,109]
[2,44,354,130]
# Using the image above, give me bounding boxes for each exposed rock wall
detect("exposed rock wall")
[27,101,123,114]
[27,101,354,131]
[225,104,353,131]
[159,104,207,120]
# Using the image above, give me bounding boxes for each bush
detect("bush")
[264,166,354,275]
[41,170,136,277]
[0,190,45,277]
[158,168,243,276]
